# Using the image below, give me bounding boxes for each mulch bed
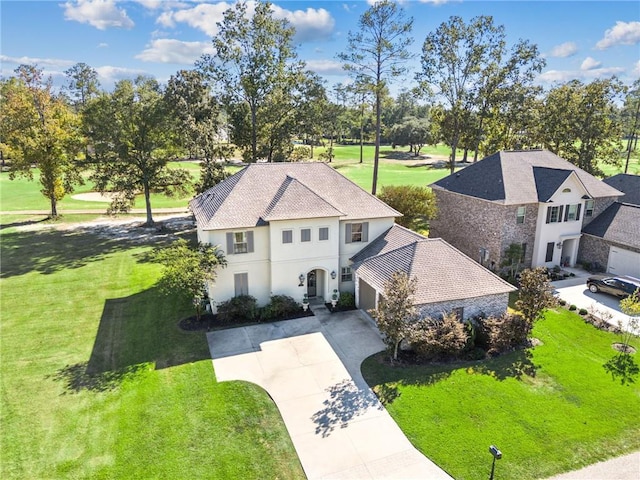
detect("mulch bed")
[178,308,315,332]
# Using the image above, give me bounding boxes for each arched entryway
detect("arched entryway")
[306,269,327,299]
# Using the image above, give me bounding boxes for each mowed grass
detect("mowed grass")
[0,223,304,479]
[362,308,640,480]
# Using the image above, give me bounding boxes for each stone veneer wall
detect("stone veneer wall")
[417,293,510,321]
[430,189,538,270]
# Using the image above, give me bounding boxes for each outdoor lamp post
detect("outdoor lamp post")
[489,445,502,480]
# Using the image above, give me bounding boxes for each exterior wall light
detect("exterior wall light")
[556,241,563,249]
[298,273,305,286]
[331,270,337,279]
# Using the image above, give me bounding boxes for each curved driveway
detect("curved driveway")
[206,307,452,480]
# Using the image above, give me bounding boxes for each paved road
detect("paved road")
[206,307,453,480]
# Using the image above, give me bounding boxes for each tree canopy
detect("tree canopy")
[0,65,83,217]
[84,75,192,225]
[339,0,413,194]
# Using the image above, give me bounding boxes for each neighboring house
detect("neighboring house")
[429,150,623,273]
[351,224,516,321]
[190,162,515,319]
[579,174,640,277]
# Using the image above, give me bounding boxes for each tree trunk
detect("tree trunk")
[143,181,154,226]
[393,339,399,361]
[250,104,257,162]
[372,89,381,195]
[50,195,58,218]
[462,148,468,163]
[360,102,365,164]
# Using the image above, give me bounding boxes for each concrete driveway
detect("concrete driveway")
[206,307,452,480]
[552,277,638,332]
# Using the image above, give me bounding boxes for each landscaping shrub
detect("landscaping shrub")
[477,313,529,355]
[407,313,469,361]
[216,295,258,324]
[337,292,356,309]
[579,308,588,315]
[569,304,577,311]
[260,295,300,321]
[559,299,567,306]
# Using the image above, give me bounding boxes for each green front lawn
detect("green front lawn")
[0,222,304,479]
[362,309,640,480]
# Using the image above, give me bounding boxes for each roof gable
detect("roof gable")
[351,224,425,264]
[190,163,401,230]
[533,167,572,202]
[262,176,344,221]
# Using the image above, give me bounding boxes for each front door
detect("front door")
[307,271,317,297]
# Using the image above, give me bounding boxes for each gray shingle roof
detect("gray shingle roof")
[190,163,401,230]
[582,203,640,249]
[351,224,426,265]
[603,174,640,206]
[431,150,622,204]
[353,226,516,304]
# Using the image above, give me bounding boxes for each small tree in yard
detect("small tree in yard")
[369,271,418,361]
[407,312,469,361]
[603,290,640,385]
[515,267,557,329]
[502,243,524,282]
[152,239,226,320]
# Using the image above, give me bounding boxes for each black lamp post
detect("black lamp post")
[489,445,502,480]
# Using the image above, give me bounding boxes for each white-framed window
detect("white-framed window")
[346,222,368,243]
[516,206,526,224]
[301,228,311,242]
[233,232,248,253]
[585,199,595,217]
[319,227,329,241]
[546,205,562,224]
[341,266,352,282]
[234,273,248,296]
[565,204,581,222]
[226,231,254,254]
[282,230,293,244]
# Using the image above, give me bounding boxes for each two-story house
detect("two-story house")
[190,162,515,319]
[429,150,623,272]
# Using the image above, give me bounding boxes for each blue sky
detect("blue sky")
[1,0,639,92]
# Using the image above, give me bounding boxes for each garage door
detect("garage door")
[607,247,640,278]
[358,278,378,312]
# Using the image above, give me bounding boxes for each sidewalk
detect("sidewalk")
[546,451,640,479]
[0,207,189,215]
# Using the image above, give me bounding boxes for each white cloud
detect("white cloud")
[632,61,640,78]
[596,21,640,50]
[538,66,625,83]
[549,42,578,58]
[157,1,335,42]
[135,39,214,64]
[418,0,454,5]
[0,54,75,69]
[305,59,344,75]
[95,65,147,82]
[97,42,109,48]
[581,56,602,71]
[63,0,134,30]
[134,0,162,9]
[271,5,335,42]
[156,2,231,37]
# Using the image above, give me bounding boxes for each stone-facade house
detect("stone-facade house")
[579,174,640,277]
[429,150,623,273]
[190,162,515,319]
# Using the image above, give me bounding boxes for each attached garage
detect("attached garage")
[608,246,640,278]
[358,278,378,312]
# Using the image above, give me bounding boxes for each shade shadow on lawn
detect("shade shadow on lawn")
[363,348,538,391]
[1,227,148,278]
[53,286,211,394]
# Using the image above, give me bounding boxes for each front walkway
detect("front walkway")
[206,307,452,480]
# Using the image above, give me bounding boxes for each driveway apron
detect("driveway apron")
[207,307,452,480]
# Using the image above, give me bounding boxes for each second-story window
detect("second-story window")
[565,204,581,222]
[282,230,292,244]
[301,228,311,242]
[546,205,563,224]
[346,222,368,243]
[319,227,329,241]
[585,199,595,217]
[234,232,248,253]
[516,206,526,224]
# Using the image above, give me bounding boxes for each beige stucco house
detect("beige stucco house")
[190,162,515,319]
